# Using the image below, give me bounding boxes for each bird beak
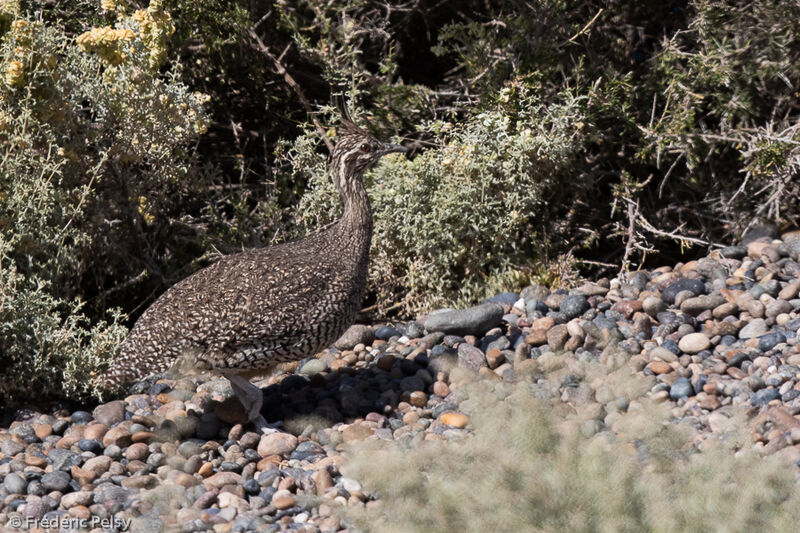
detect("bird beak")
[381,144,407,155]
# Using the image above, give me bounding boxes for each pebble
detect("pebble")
[679,333,711,354]
[299,358,329,375]
[335,324,375,350]
[662,278,706,304]
[669,378,693,400]
[739,319,768,339]
[257,432,298,457]
[440,412,469,428]
[4,472,27,494]
[41,471,71,492]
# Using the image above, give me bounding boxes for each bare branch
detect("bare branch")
[248,29,334,152]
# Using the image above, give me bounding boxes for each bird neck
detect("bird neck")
[334,164,373,235]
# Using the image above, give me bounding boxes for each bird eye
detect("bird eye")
[360,143,371,153]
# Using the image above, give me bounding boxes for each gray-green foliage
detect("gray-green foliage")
[0,7,209,401]
[294,87,586,312]
[343,368,800,533]
[643,0,800,228]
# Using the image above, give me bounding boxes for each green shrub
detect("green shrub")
[343,366,800,533]
[294,86,586,312]
[0,3,213,402]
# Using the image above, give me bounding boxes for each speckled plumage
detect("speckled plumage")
[103,119,404,391]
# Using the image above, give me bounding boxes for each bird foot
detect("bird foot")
[225,372,265,426]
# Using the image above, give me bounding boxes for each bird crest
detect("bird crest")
[335,96,370,139]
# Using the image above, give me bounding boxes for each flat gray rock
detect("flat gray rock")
[424,303,504,336]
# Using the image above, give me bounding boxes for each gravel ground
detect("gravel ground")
[2,231,800,532]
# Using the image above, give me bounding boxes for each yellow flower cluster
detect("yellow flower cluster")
[9,17,30,45]
[131,1,175,69]
[76,27,136,66]
[4,59,23,87]
[100,0,126,15]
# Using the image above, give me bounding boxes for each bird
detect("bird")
[100,109,406,430]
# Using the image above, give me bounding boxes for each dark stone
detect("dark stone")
[430,345,455,357]
[70,411,93,425]
[243,478,260,495]
[482,292,519,306]
[77,439,104,454]
[375,325,403,340]
[750,388,780,407]
[148,382,172,396]
[258,469,281,487]
[424,303,504,336]
[661,339,681,355]
[279,374,308,392]
[758,332,786,352]
[669,377,693,400]
[742,224,777,245]
[720,246,747,259]
[560,294,590,319]
[662,279,706,304]
[726,351,749,368]
[26,480,46,496]
[258,486,277,502]
[41,471,71,493]
[220,461,242,473]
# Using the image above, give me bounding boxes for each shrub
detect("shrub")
[0,2,212,402]
[294,85,586,312]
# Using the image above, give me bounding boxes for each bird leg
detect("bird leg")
[224,373,269,432]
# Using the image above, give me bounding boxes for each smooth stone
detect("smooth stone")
[71,411,93,425]
[77,439,104,454]
[678,333,711,354]
[424,303,504,336]
[680,294,725,315]
[720,245,747,259]
[649,346,678,363]
[440,412,469,428]
[4,472,27,494]
[482,292,519,306]
[257,432,298,457]
[739,319,768,339]
[642,296,667,317]
[61,491,93,508]
[92,401,127,427]
[375,325,403,340]
[334,325,375,350]
[299,359,329,375]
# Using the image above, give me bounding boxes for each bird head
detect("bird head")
[333,117,406,176]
